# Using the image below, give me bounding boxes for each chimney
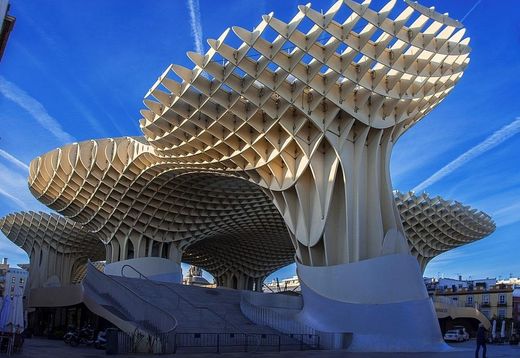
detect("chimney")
[458,275,462,281]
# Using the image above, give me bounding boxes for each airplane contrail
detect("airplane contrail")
[187,0,204,55]
[413,118,520,193]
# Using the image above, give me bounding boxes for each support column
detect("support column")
[216,271,265,291]
[268,127,445,351]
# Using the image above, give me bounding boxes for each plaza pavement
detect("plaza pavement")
[17,338,520,357]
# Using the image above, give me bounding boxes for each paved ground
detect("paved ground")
[15,338,520,357]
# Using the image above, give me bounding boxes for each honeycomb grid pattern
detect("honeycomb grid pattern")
[0,191,495,290]
[396,192,495,270]
[140,0,469,190]
[0,211,105,289]
[24,0,493,282]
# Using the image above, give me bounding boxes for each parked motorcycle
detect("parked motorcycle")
[94,329,107,350]
[63,326,76,345]
[69,325,95,347]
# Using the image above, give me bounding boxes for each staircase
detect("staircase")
[82,262,319,353]
[82,262,177,338]
[117,264,281,334]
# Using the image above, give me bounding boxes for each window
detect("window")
[482,294,489,304]
[499,294,506,305]
[498,309,506,319]
[19,278,24,284]
[11,277,15,283]
[467,296,473,304]
[481,309,491,319]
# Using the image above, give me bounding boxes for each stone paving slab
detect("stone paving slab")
[15,338,520,358]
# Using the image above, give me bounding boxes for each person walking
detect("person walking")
[475,323,487,358]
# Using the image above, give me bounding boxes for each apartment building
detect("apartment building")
[433,282,514,320]
[0,258,28,298]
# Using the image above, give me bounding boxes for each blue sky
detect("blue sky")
[0,0,518,282]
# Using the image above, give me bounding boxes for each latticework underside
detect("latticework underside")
[23,0,492,279]
[71,260,105,284]
[138,0,469,188]
[0,190,494,285]
[397,192,495,270]
[0,211,105,288]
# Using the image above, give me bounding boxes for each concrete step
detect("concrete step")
[107,275,283,335]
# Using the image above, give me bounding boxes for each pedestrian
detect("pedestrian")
[475,323,487,358]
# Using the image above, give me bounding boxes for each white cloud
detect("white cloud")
[0,76,76,144]
[0,187,28,209]
[0,149,29,172]
[0,163,46,211]
[413,118,520,192]
[187,0,204,55]
[492,202,520,227]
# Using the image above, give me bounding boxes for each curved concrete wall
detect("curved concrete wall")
[297,254,449,352]
[104,257,182,283]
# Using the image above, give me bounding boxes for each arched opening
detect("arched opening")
[144,238,150,257]
[161,242,169,259]
[127,240,134,260]
[232,275,238,289]
[152,241,161,257]
[105,244,112,263]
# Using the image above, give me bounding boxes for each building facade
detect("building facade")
[4,267,28,298]
[264,276,300,293]
[433,282,514,320]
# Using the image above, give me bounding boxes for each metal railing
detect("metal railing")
[432,296,507,310]
[83,262,177,335]
[240,291,320,349]
[120,264,240,332]
[113,331,319,354]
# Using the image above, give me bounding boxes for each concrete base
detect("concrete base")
[297,254,449,352]
[104,257,182,283]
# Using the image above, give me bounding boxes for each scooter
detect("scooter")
[94,330,107,350]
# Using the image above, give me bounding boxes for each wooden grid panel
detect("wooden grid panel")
[140,0,469,190]
[396,191,496,270]
[0,211,105,289]
[24,0,492,276]
[1,190,494,286]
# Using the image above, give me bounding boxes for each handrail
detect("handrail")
[120,264,180,309]
[120,264,242,333]
[240,291,317,343]
[84,261,178,334]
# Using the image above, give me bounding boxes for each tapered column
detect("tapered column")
[268,126,444,351]
[217,271,265,291]
[269,126,407,266]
